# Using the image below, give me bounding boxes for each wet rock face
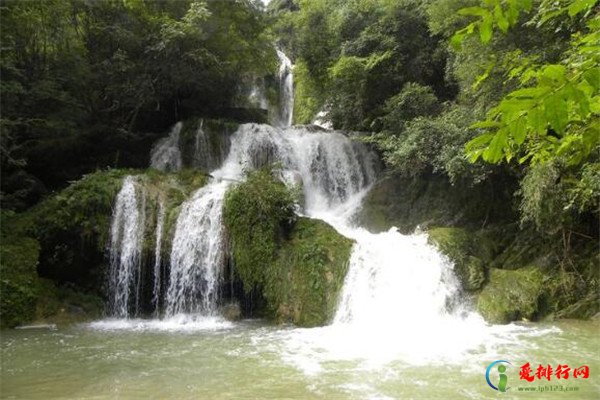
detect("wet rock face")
[476,267,544,324]
[221,302,241,321]
[427,227,488,292]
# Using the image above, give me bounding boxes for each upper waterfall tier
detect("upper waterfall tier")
[275,50,294,127]
[213,124,378,214]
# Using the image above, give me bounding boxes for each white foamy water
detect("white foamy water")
[87,315,233,333]
[151,200,165,314]
[166,181,229,316]
[150,122,183,171]
[275,49,294,127]
[108,176,145,318]
[210,124,560,372]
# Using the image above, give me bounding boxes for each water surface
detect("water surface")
[2,318,598,399]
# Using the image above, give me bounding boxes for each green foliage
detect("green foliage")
[519,160,600,233]
[380,83,441,133]
[374,105,490,184]
[1,0,276,209]
[223,168,298,292]
[33,170,133,249]
[0,234,40,328]
[454,1,600,168]
[477,266,544,323]
[223,168,353,326]
[279,0,451,130]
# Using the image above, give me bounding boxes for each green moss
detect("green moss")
[271,218,353,326]
[477,267,544,324]
[224,168,297,290]
[293,60,325,124]
[21,168,207,295]
[33,169,135,249]
[0,235,40,328]
[427,227,487,292]
[34,279,103,326]
[224,169,353,327]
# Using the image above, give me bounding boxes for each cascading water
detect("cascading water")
[152,200,165,315]
[213,124,490,366]
[110,121,465,331]
[275,50,294,127]
[150,122,183,171]
[166,181,229,316]
[213,124,377,213]
[193,119,216,170]
[100,121,550,387]
[108,176,146,318]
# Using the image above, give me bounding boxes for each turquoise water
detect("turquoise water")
[1,318,598,399]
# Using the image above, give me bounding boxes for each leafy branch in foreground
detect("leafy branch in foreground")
[452,0,599,166]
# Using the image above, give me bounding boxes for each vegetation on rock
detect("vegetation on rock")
[477,267,544,324]
[224,169,353,327]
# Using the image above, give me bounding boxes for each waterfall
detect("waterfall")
[166,181,229,316]
[108,176,146,317]
[194,120,211,169]
[275,50,294,127]
[214,124,466,336]
[152,200,165,315]
[108,121,464,331]
[213,124,377,213]
[151,122,183,171]
[333,230,460,326]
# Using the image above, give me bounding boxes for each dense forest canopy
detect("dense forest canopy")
[1,0,275,210]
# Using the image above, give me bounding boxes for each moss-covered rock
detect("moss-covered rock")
[178,118,238,171]
[357,173,516,234]
[223,168,298,291]
[271,218,353,327]
[34,279,104,326]
[30,168,207,291]
[427,227,487,292]
[224,168,353,327]
[477,267,544,324]
[0,234,40,328]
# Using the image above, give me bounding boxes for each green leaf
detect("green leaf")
[544,94,568,134]
[466,133,495,150]
[471,120,501,129]
[568,0,597,17]
[479,13,494,43]
[494,4,509,33]
[508,87,547,98]
[450,27,470,50]
[541,65,567,83]
[583,68,600,91]
[482,129,508,163]
[511,117,527,145]
[529,108,547,135]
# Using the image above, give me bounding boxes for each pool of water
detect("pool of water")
[1,317,598,399]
